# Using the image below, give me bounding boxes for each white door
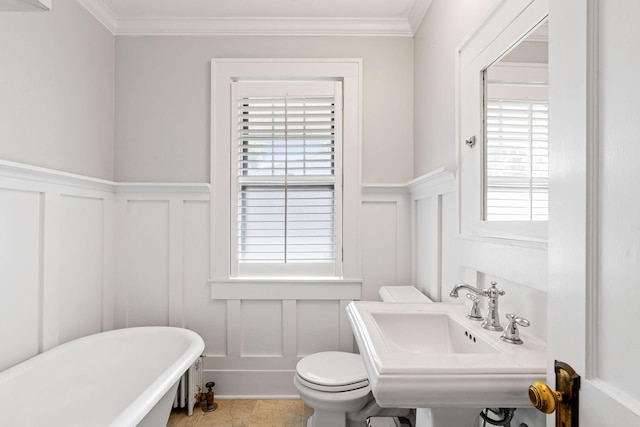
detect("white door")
[548,0,640,425]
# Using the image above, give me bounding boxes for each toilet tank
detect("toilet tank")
[378,286,433,303]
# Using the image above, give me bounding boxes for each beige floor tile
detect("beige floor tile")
[167,409,203,427]
[169,399,311,427]
[197,399,257,427]
[248,399,303,427]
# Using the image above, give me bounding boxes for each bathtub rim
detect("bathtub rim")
[0,326,205,427]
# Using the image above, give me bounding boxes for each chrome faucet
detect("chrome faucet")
[500,313,530,345]
[465,293,483,321]
[450,281,505,331]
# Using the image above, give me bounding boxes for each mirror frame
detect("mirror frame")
[457,0,549,244]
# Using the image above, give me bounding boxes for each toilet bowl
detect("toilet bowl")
[294,286,432,427]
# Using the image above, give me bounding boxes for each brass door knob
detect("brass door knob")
[529,361,580,427]
[528,381,562,414]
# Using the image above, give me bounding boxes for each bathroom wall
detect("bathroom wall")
[0,0,115,180]
[414,0,547,337]
[114,36,414,185]
[412,1,547,425]
[412,0,549,339]
[413,0,495,176]
[0,5,414,395]
[0,164,115,372]
[113,183,410,397]
[113,35,415,396]
[0,2,548,417]
[0,2,115,371]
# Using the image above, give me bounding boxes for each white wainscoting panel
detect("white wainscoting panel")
[124,200,171,327]
[0,188,42,370]
[0,161,115,370]
[114,185,211,330]
[415,196,439,301]
[1,159,548,405]
[182,201,227,356]
[361,185,412,301]
[58,195,107,344]
[208,280,361,397]
[408,168,457,302]
[440,192,465,298]
[241,300,283,357]
[296,300,341,356]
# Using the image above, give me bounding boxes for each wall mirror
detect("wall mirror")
[483,21,548,222]
[458,0,549,242]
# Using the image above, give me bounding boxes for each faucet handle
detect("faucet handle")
[486,281,505,297]
[500,313,530,345]
[465,293,483,321]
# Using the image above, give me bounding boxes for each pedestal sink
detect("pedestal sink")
[346,302,546,409]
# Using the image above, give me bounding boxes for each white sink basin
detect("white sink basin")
[371,311,499,355]
[347,302,546,408]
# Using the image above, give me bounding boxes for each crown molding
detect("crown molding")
[0,0,50,11]
[76,0,433,37]
[77,0,118,33]
[114,17,414,37]
[408,0,433,34]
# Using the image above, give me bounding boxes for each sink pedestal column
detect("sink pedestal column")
[416,407,480,427]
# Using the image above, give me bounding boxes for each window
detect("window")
[485,99,549,221]
[211,59,361,282]
[231,81,342,276]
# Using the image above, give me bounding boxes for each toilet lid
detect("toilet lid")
[296,351,369,391]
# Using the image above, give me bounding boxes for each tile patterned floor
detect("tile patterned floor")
[167,399,313,427]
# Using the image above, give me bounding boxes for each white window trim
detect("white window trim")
[210,58,362,282]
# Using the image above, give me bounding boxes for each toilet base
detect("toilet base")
[302,397,412,427]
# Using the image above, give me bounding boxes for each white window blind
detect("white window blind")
[231,81,343,276]
[485,100,549,221]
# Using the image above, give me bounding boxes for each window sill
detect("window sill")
[209,277,363,300]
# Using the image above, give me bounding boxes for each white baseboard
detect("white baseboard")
[203,369,299,398]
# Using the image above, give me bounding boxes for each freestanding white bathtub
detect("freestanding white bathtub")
[0,327,204,427]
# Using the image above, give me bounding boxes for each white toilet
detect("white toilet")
[294,286,432,427]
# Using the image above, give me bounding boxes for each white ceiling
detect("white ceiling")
[77,0,432,36]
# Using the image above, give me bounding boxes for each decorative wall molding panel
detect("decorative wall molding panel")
[407,166,456,200]
[361,184,412,301]
[0,161,114,371]
[0,160,114,192]
[1,159,548,395]
[405,167,457,302]
[114,186,211,331]
[406,167,547,338]
[207,280,361,397]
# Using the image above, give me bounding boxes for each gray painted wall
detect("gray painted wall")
[114,36,414,184]
[413,0,495,177]
[0,0,115,180]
